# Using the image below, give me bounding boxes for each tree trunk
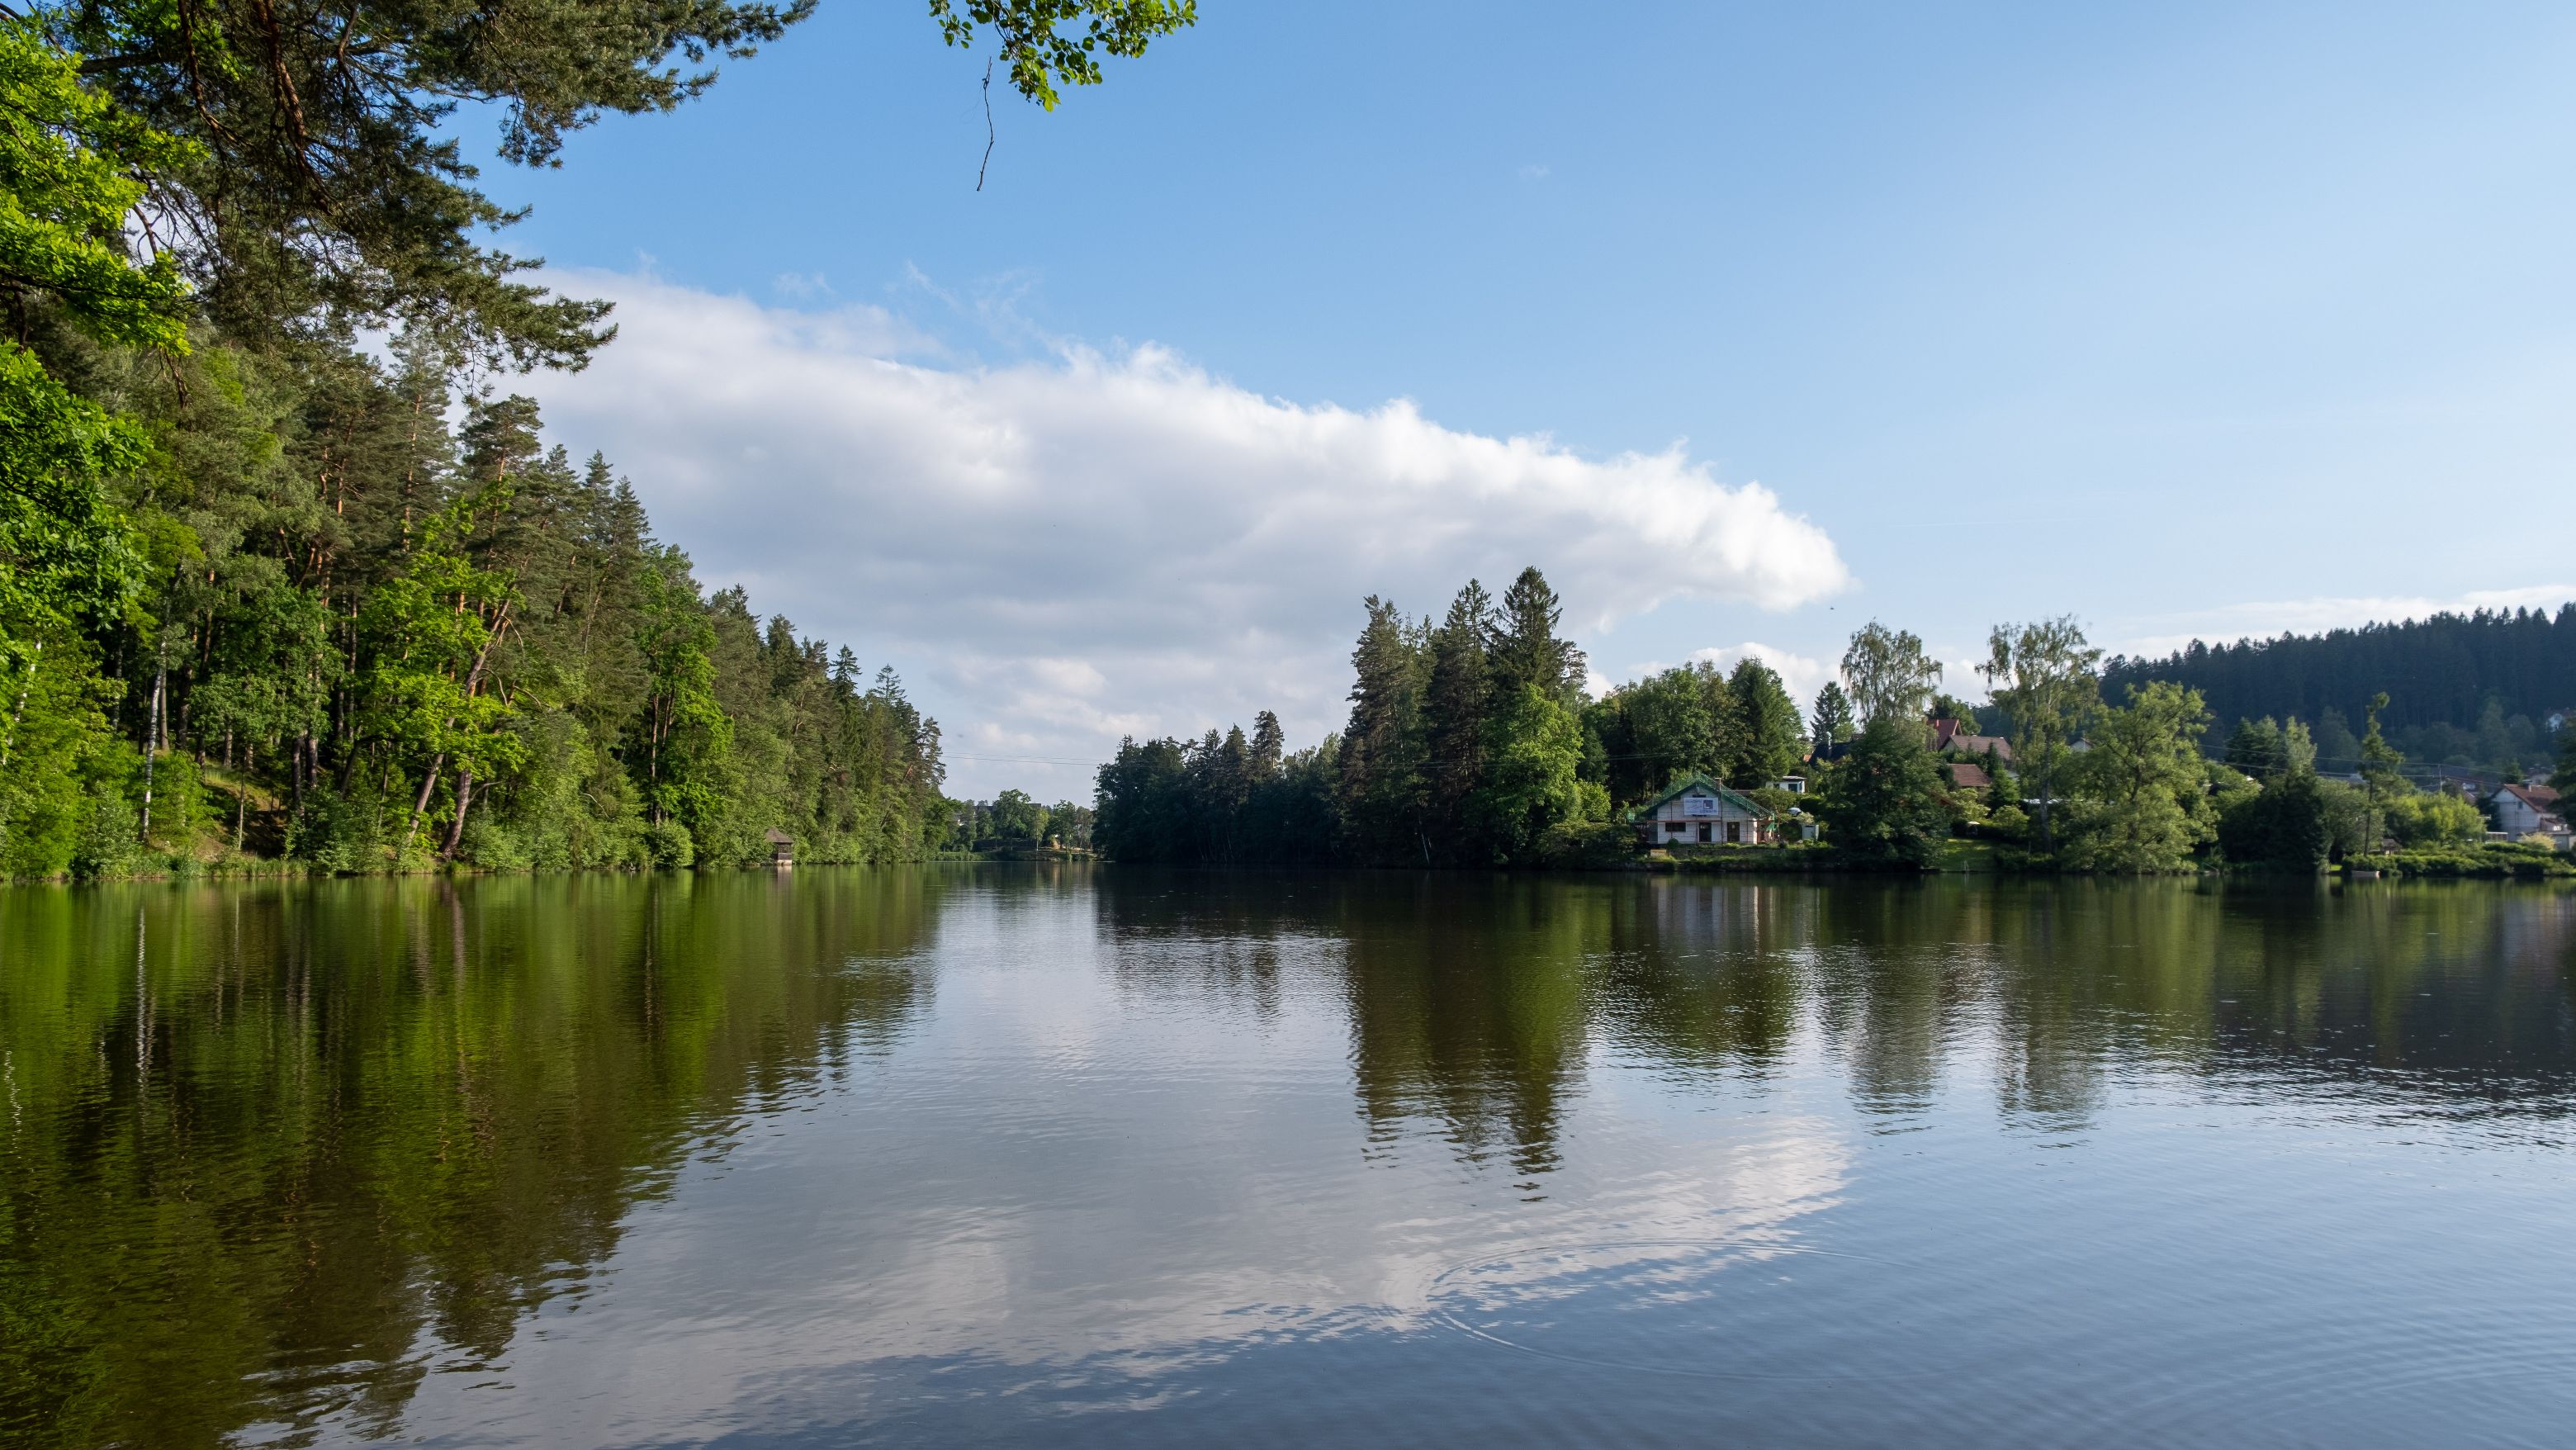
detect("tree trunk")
[138,643,168,845]
[442,765,476,859]
[402,753,446,852]
[0,640,40,773]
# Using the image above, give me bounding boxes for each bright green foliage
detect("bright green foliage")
[989,788,1048,845]
[0,1,1177,878]
[2356,691,2405,851]
[2386,790,2484,848]
[1589,664,1728,804]
[1468,683,1584,862]
[634,552,732,834]
[1979,615,2100,853]
[1813,715,1948,866]
[0,21,193,666]
[356,492,522,843]
[1840,621,1941,726]
[930,0,1198,111]
[0,19,192,350]
[1725,656,1803,787]
[0,346,144,661]
[2059,681,2213,873]
[0,629,127,874]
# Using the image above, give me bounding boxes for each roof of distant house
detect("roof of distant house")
[1625,773,1773,822]
[1946,762,1992,790]
[2498,783,2561,810]
[1928,717,2015,761]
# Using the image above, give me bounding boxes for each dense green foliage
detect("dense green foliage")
[1812,716,1947,866]
[2105,604,2576,773]
[1095,587,2570,877]
[0,6,1193,876]
[1097,568,1612,867]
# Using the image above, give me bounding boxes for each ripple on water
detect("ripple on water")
[1423,1238,1969,1382]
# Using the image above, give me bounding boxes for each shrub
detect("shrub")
[69,793,139,879]
[643,819,695,869]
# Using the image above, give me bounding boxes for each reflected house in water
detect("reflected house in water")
[1627,773,1795,846]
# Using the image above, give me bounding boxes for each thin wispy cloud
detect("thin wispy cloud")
[526,270,1851,794]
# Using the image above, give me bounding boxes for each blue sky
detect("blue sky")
[484,2,2576,796]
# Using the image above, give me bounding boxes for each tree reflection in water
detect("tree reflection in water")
[2,869,2569,1446]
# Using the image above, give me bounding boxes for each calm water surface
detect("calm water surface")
[4,869,2574,1447]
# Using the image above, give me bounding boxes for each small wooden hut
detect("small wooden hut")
[764,827,795,868]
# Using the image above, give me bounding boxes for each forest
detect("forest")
[1095,577,2576,875]
[2102,605,2576,774]
[0,2,1194,878]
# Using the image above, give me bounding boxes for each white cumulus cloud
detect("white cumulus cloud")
[525,272,1851,795]
[1686,642,1836,710]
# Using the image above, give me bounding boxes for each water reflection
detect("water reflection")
[0,871,940,1448]
[0,870,2570,1448]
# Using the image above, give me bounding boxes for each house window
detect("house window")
[1697,822,1712,844]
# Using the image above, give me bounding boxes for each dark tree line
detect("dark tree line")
[2105,605,2576,770]
[1095,567,1814,867]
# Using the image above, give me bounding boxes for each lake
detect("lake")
[3,868,2573,1448]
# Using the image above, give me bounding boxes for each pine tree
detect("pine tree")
[1725,657,1805,787]
[1424,580,1496,859]
[1250,710,1285,781]
[1488,566,1584,702]
[1810,680,1854,758]
[1338,595,1432,864]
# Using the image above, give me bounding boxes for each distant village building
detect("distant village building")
[1944,761,1992,792]
[1929,718,2014,761]
[764,827,796,868]
[2488,783,2563,838]
[1767,776,1807,794]
[1628,775,1786,846]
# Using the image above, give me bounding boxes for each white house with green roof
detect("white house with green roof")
[1627,773,1782,847]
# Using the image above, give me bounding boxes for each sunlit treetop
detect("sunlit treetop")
[930,0,1196,111]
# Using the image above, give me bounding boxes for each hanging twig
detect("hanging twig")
[978,54,997,192]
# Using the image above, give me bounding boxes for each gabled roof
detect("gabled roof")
[2496,783,2560,810]
[1625,773,1773,822]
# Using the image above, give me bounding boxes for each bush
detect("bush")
[2379,841,2572,879]
[1537,817,1637,868]
[286,787,395,874]
[1984,803,2030,841]
[69,792,139,879]
[462,814,534,870]
[643,818,694,869]
[2387,791,2484,848]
